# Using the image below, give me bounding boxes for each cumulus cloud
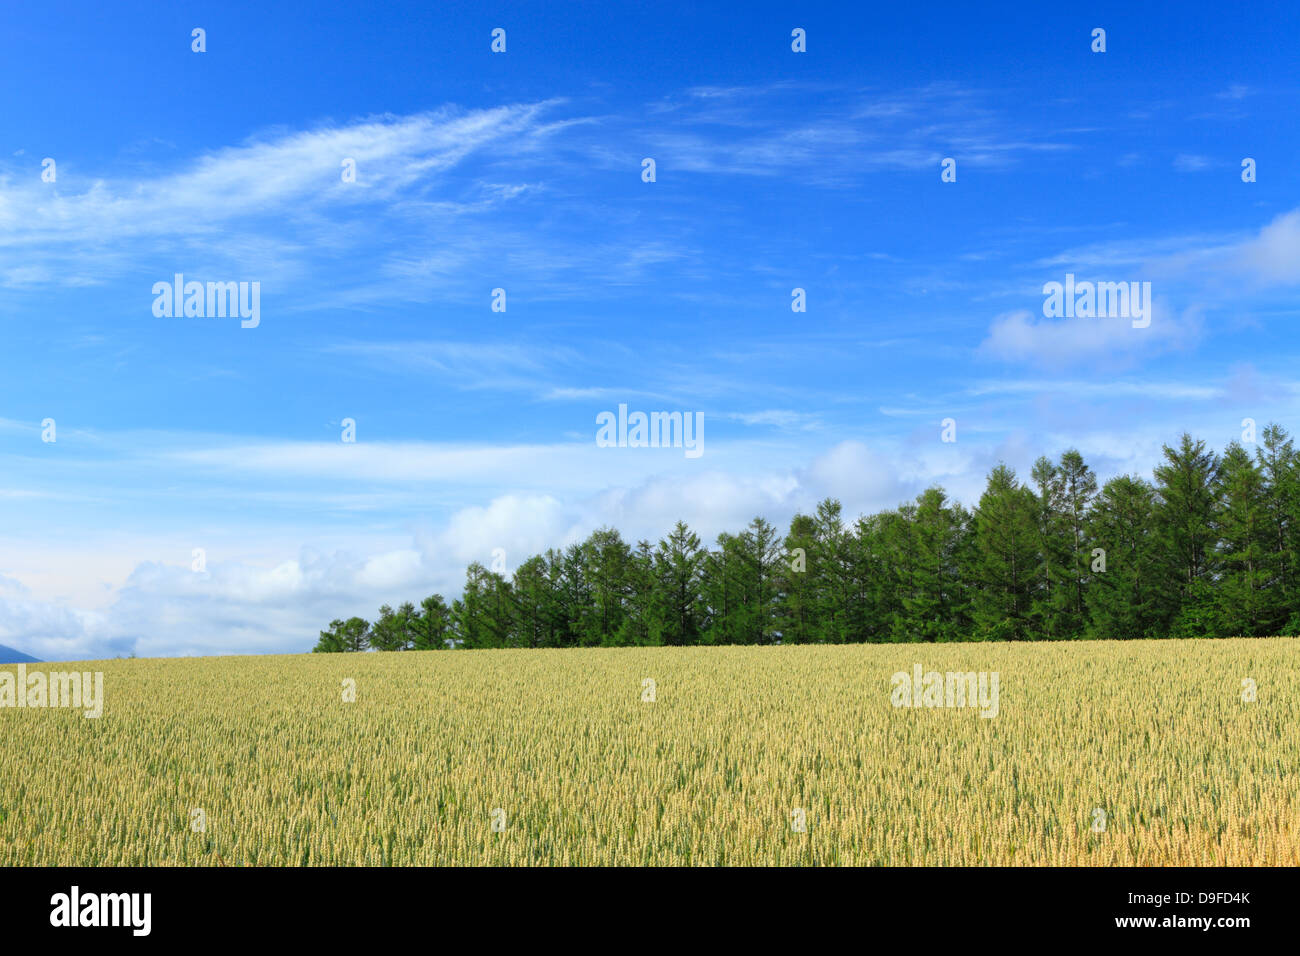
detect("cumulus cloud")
[0,438,946,661]
[0,546,436,661]
[1232,209,1300,284]
[979,299,1202,366]
[417,494,572,569]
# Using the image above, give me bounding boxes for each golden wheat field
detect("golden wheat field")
[1,638,1297,866]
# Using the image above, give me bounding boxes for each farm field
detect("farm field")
[1,638,1297,866]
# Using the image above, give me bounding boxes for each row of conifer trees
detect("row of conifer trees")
[314,425,1300,651]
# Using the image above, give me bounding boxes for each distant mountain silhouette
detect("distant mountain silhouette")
[0,644,41,664]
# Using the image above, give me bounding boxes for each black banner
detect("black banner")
[0,865,1288,943]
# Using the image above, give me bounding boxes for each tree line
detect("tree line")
[313,424,1300,651]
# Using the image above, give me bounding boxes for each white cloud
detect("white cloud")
[1216,84,1252,100]
[419,494,571,568]
[1032,207,1300,291]
[0,104,560,283]
[979,300,1202,366]
[1174,154,1212,172]
[1233,209,1300,284]
[0,545,437,661]
[728,409,822,430]
[0,437,950,660]
[966,379,1223,401]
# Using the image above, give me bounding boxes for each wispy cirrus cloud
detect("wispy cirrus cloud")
[0,103,565,285]
[610,83,1076,184]
[1173,153,1213,172]
[727,409,823,430]
[965,379,1224,401]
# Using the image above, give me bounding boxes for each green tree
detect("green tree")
[857,511,906,642]
[740,516,783,643]
[1214,442,1273,636]
[811,499,855,643]
[584,528,632,646]
[617,541,658,645]
[652,521,705,645]
[1030,452,1096,640]
[700,532,742,645]
[776,513,817,644]
[368,602,420,651]
[901,487,970,642]
[453,563,514,648]
[557,544,594,647]
[1153,433,1220,637]
[313,616,371,653]
[1255,424,1299,627]
[1085,475,1169,640]
[1058,449,1098,635]
[883,499,921,641]
[970,464,1041,641]
[412,595,452,649]
[510,556,554,648]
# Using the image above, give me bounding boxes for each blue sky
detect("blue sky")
[1,1,1299,659]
